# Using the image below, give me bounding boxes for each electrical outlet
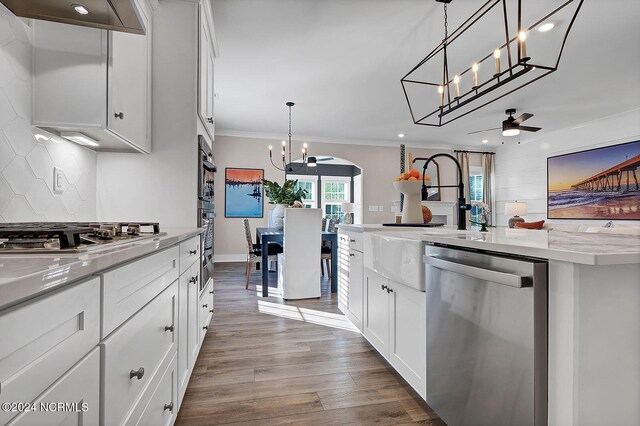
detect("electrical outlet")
[368,205,378,212]
[378,205,384,212]
[53,167,65,193]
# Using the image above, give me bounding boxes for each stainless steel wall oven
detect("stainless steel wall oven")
[198,136,215,292]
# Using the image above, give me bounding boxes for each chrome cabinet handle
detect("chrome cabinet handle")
[163,402,174,412]
[189,250,197,255]
[164,325,174,332]
[207,117,214,124]
[129,367,145,380]
[189,275,198,284]
[114,112,124,119]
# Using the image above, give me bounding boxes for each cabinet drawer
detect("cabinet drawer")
[341,231,363,253]
[199,280,214,343]
[101,281,177,426]
[8,347,100,426]
[127,353,177,426]
[102,246,179,337]
[0,279,100,426]
[179,236,200,274]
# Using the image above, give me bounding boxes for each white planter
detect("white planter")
[271,204,287,229]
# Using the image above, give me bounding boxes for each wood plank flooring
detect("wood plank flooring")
[176,262,443,425]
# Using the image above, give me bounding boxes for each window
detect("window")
[289,175,317,208]
[469,167,483,222]
[322,178,350,221]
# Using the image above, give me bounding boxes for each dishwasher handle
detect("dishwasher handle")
[424,255,532,288]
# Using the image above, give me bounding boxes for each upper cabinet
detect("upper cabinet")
[198,0,218,142]
[32,0,154,153]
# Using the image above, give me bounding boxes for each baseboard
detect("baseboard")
[213,254,245,263]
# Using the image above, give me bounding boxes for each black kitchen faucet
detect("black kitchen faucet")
[413,153,472,231]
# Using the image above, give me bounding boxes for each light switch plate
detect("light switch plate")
[368,205,378,212]
[53,167,65,193]
[378,205,384,211]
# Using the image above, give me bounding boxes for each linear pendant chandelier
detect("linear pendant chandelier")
[401,0,584,127]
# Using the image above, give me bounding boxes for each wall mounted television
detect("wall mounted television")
[547,140,640,220]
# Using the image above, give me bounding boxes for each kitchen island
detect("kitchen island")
[338,224,640,426]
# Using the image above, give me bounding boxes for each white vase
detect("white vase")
[271,203,287,229]
[393,180,423,224]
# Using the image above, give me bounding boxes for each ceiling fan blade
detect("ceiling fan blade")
[519,126,541,132]
[316,157,334,162]
[513,113,533,124]
[467,127,500,135]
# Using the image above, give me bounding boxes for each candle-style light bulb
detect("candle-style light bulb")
[282,140,286,146]
[303,143,308,148]
[438,85,444,106]
[269,145,273,157]
[472,62,479,87]
[494,48,501,76]
[519,30,529,61]
[453,75,460,98]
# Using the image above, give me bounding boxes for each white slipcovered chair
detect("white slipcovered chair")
[277,208,322,300]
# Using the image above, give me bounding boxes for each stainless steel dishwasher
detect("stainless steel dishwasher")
[424,245,547,426]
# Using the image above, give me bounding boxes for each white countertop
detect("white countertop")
[368,226,640,265]
[0,228,203,311]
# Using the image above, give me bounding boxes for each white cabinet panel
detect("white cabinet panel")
[347,249,363,330]
[102,246,179,337]
[199,279,214,344]
[0,279,100,426]
[128,353,177,426]
[363,269,389,356]
[101,281,177,426]
[8,348,100,426]
[389,280,426,399]
[187,262,200,370]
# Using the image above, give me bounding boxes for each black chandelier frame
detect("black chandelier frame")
[269,101,314,175]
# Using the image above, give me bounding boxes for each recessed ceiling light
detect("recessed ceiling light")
[72,4,89,14]
[397,133,405,138]
[537,22,554,32]
[482,139,488,144]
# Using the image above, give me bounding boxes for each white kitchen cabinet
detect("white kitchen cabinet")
[32,0,153,153]
[198,0,217,140]
[127,353,178,426]
[363,268,426,399]
[177,261,199,405]
[363,269,389,354]
[199,279,214,344]
[0,278,100,426]
[337,230,365,330]
[101,281,177,426]
[347,249,364,330]
[187,263,201,371]
[8,348,100,426]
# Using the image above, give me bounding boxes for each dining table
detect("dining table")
[255,227,338,297]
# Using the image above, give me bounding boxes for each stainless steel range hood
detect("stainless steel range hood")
[0,0,145,34]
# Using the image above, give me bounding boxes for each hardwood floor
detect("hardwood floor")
[176,262,442,425]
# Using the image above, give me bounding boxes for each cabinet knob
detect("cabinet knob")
[114,112,124,119]
[203,325,209,330]
[387,287,393,293]
[163,402,174,412]
[381,284,387,291]
[350,253,355,257]
[350,239,356,243]
[189,276,198,284]
[189,249,197,255]
[207,117,214,124]
[209,309,214,313]
[202,304,208,308]
[209,290,214,294]
[129,367,145,380]
[164,325,174,332]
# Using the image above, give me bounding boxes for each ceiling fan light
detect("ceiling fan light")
[307,156,317,167]
[503,128,520,137]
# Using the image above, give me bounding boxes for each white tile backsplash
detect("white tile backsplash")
[0,6,97,223]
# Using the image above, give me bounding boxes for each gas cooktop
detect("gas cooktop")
[0,222,165,254]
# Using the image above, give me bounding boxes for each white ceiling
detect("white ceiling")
[211,0,640,148]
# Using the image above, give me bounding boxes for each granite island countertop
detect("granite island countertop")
[0,228,203,312]
[367,226,640,265]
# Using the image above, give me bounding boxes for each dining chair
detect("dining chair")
[320,218,338,279]
[242,219,282,289]
[277,209,322,300]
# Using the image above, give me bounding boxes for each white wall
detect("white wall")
[213,135,460,261]
[494,108,640,227]
[0,7,97,223]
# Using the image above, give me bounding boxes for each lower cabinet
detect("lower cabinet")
[8,348,100,426]
[338,231,364,330]
[363,268,426,399]
[128,353,178,426]
[199,279,214,344]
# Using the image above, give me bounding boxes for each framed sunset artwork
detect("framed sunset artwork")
[225,168,264,218]
[547,140,640,220]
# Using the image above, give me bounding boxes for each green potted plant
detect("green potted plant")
[262,179,308,229]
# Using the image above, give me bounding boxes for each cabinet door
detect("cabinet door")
[363,269,389,356]
[108,1,151,152]
[187,265,200,370]
[347,250,364,330]
[389,281,426,399]
[177,268,191,406]
[198,14,215,139]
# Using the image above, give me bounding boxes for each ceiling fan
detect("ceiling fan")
[468,109,541,137]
